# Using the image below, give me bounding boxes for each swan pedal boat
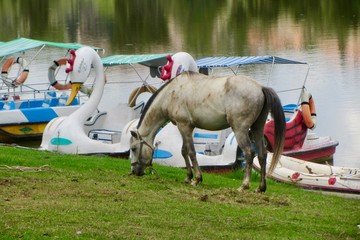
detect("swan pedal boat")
[40,49,170,156]
[253,153,360,194]
[0,38,103,142]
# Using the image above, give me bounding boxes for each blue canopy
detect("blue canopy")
[196,56,306,68]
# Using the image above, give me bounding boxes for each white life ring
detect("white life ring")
[301,90,317,129]
[48,58,72,90]
[1,57,29,86]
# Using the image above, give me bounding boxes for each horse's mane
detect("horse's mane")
[137,79,172,128]
[136,71,201,128]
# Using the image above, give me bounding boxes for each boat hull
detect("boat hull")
[254,153,360,194]
[0,105,80,143]
[0,122,47,142]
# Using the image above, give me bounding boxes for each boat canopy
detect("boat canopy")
[196,55,308,77]
[0,37,103,57]
[101,54,170,78]
[196,56,306,68]
[101,54,169,67]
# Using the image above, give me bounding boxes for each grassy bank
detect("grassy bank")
[0,146,359,239]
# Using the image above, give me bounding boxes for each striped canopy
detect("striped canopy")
[101,54,170,67]
[0,38,103,57]
[196,56,306,68]
[101,54,170,78]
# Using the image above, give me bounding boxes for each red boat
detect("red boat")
[264,110,339,162]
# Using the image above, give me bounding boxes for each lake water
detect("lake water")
[0,0,359,167]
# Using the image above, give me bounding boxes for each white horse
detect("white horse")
[130,53,286,192]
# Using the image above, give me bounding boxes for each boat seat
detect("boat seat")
[2,101,16,110]
[19,100,44,108]
[88,129,122,143]
[283,103,298,112]
[264,110,307,151]
[57,96,78,106]
[42,98,59,108]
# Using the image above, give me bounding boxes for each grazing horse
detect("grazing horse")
[130,60,285,193]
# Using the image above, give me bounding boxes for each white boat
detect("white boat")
[253,153,360,194]
[153,122,237,169]
[0,38,102,142]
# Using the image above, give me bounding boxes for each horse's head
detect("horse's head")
[65,47,97,105]
[129,130,154,176]
[161,52,198,80]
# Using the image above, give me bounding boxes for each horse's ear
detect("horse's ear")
[130,130,138,139]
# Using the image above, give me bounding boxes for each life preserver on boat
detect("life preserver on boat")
[1,57,29,86]
[301,89,317,130]
[128,85,157,107]
[48,58,72,90]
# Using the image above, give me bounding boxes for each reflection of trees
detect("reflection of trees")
[0,0,50,40]
[0,0,359,55]
[165,0,227,55]
[110,0,168,53]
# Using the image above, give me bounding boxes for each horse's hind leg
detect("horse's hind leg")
[251,105,270,193]
[233,128,255,192]
[252,128,267,193]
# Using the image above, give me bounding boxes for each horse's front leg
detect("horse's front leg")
[178,125,202,185]
[181,144,193,184]
[188,141,202,186]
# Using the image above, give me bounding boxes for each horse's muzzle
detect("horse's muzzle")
[131,164,145,176]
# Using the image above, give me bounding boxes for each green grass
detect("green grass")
[0,145,359,239]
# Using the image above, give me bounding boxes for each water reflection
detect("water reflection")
[0,0,359,167]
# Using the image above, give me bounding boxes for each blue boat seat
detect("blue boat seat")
[2,101,16,110]
[43,97,63,107]
[19,100,44,109]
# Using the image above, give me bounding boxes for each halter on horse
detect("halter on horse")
[130,53,285,192]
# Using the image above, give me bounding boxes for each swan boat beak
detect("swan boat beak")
[66,83,82,106]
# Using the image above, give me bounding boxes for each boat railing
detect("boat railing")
[0,81,84,110]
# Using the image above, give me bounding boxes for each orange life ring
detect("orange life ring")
[48,58,72,90]
[301,95,317,130]
[1,57,29,86]
[128,85,157,107]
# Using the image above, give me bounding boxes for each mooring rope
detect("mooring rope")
[0,164,50,172]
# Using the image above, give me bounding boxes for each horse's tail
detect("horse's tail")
[262,87,286,174]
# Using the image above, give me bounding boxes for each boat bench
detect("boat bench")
[88,129,122,143]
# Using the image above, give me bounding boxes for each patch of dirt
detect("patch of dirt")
[198,188,290,206]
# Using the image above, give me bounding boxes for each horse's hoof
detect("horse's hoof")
[237,185,250,192]
[254,187,266,193]
[191,179,201,186]
[184,178,192,184]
